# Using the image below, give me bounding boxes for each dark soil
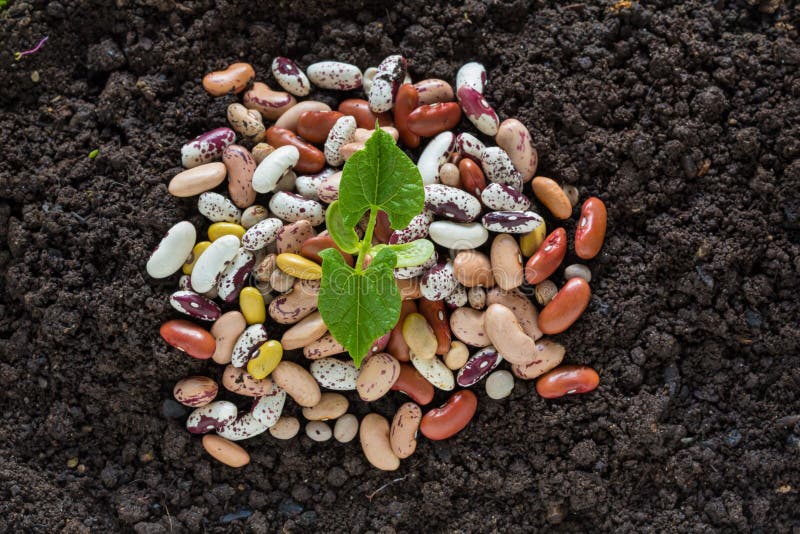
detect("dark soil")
[2,0,800,532]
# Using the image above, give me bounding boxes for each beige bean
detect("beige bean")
[269,416,300,440]
[276,220,315,255]
[535,280,558,306]
[356,353,400,402]
[397,277,422,300]
[495,118,538,182]
[280,311,327,350]
[334,414,359,443]
[251,143,275,165]
[490,234,524,290]
[227,103,265,140]
[202,62,255,96]
[564,263,592,282]
[168,162,226,197]
[401,313,437,360]
[439,162,461,187]
[173,376,218,407]
[414,78,455,105]
[302,393,349,421]
[268,279,319,324]
[390,402,422,459]
[211,311,247,365]
[485,370,515,399]
[222,365,275,397]
[241,205,269,229]
[275,100,332,131]
[202,435,250,467]
[353,127,400,143]
[270,269,295,293]
[271,361,321,407]
[223,145,257,209]
[443,340,469,370]
[305,421,332,442]
[452,250,494,288]
[243,82,297,121]
[562,185,579,207]
[254,253,277,283]
[467,286,486,310]
[485,287,542,340]
[303,333,346,359]
[360,413,400,471]
[483,303,536,365]
[340,142,366,161]
[511,339,565,380]
[449,307,490,347]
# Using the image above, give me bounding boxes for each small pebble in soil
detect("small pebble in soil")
[161,399,187,419]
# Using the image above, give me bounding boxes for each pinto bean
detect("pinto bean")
[420,390,478,440]
[390,402,422,459]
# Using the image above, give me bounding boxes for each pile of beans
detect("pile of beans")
[148,56,607,470]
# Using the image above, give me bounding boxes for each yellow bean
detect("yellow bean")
[239,287,266,325]
[182,241,211,275]
[247,340,283,379]
[208,222,245,241]
[520,221,546,257]
[276,253,322,280]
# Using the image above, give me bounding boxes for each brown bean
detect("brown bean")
[532,176,572,219]
[538,278,591,334]
[394,84,421,148]
[536,365,600,398]
[452,250,494,288]
[297,111,345,144]
[419,390,477,440]
[223,145,257,208]
[418,298,451,355]
[202,435,250,467]
[243,82,296,120]
[390,402,422,459]
[338,98,393,129]
[575,197,607,260]
[490,234,523,290]
[300,235,355,267]
[459,158,487,197]
[390,363,435,405]
[266,126,325,174]
[407,103,462,137]
[268,278,319,324]
[202,63,255,96]
[360,413,400,471]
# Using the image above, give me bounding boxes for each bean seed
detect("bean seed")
[535,280,558,306]
[485,370,515,400]
[306,421,332,442]
[564,263,592,283]
[269,416,300,440]
[334,414,359,443]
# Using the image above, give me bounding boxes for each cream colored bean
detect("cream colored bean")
[468,285,486,310]
[227,103,265,140]
[241,205,269,229]
[490,234,524,290]
[483,303,536,365]
[410,353,454,390]
[402,313,437,360]
[449,307,490,347]
[271,361,321,407]
[270,269,295,293]
[495,118,538,182]
[485,287,542,340]
[281,311,327,350]
[439,162,461,187]
[390,402,421,459]
[302,393,349,421]
[360,413,400,471]
[269,416,300,439]
[309,357,358,390]
[485,370,515,399]
[305,421,332,442]
[535,280,558,306]
[443,340,469,370]
[353,127,400,143]
[252,145,299,194]
[511,338,565,380]
[146,221,196,279]
[211,311,247,365]
[340,142,366,161]
[334,414,359,443]
[168,162,227,197]
[357,353,400,402]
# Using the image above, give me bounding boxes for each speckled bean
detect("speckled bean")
[495,118,538,182]
[443,282,468,308]
[243,82,296,121]
[268,192,325,226]
[173,376,218,407]
[424,184,481,222]
[390,402,421,459]
[304,333,346,360]
[146,221,196,279]
[203,63,254,96]
[169,290,221,321]
[511,338,565,380]
[457,346,502,387]
[457,86,500,136]
[420,260,458,301]
[324,115,357,167]
[241,218,283,251]
[230,324,268,368]
[410,353,454,390]
[481,182,531,211]
[389,210,432,244]
[186,400,237,434]
[456,132,486,162]
[429,221,489,249]
[295,168,335,201]
[482,211,544,234]
[217,248,255,303]
[456,62,486,93]
[190,235,239,293]
[219,386,286,440]
[227,103,265,140]
[369,55,406,112]
[271,57,311,96]
[418,132,455,185]
[268,278,319,324]
[356,353,400,401]
[307,61,363,90]
[480,147,523,191]
[253,253,277,283]
[309,357,358,390]
[316,170,342,203]
[199,193,241,226]
[449,307,490,347]
[414,78,455,105]
[222,364,275,396]
[181,127,235,169]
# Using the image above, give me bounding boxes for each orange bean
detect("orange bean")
[202,63,255,96]
[387,300,417,362]
[524,228,567,285]
[160,319,216,359]
[265,126,324,173]
[390,363,434,405]
[393,84,421,149]
[575,197,607,259]
[300,235,354,267]
[538,278,591,334]
[420,390,477,440]
[407,103,462,137]
[458,158,486,197]
[532,176,572,219]
[338,98,393,129]
[535,365,600,399]
[418,298,451,355]
[297,111,345,144]
[202,434,250,467]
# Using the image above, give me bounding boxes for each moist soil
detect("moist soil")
[1,1,799,532]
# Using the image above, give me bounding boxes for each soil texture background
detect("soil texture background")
[1,0,800,532]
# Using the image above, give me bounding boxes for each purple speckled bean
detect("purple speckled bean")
[324,116,357,167]
[369,55,407,113]
[480,182,531,211]
[271,57,311,97]
[424,184,482,222]
[242,218,283,251]
[276,220,316,255]
[444,283,468,309]
[269,191,325,226]
[316,171,342,204]
[455,132,486,162]
[480,147,523,191]
[481,211,544,234]
[186,401,237,434]
[169,290,221,321]
[181,127,236,169]
[231,324,269,368]
[420,261,458,301]
[457,86,500,136]
[389,210,433,244]
[456,62,487,93]
[395,251,437,280]
[295,168,336,201]
[218,385,286,440]
[456,346,502,387]
[217,248,256,303]
[307,61,363,90]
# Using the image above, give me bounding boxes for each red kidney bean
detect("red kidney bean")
[420,390,478,440]
[535,365,600,399]
[265,126,325,173]
[338,99,393,129]
[418,298,451,355]
[296,111,345,144]
[538,278,591,334]
[458,158,487,197]
[387,300,417,363]
[525,228,567,285]
[390,363,435,406]
[393,84,421,149]
[300,235,354,267]
[407,103,462,137]
[575,197,607,260]
[160,319,216,359]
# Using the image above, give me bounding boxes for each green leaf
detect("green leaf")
[318,246,401,367]
[371,239,435,268]
[325,200,360,254]
[338,128,424,231]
